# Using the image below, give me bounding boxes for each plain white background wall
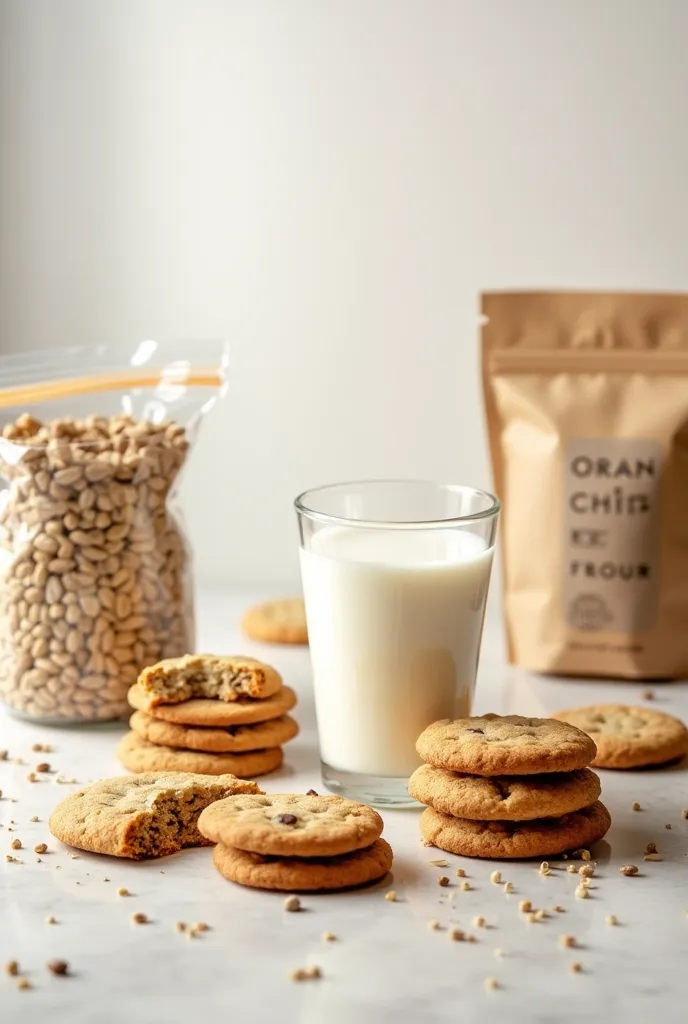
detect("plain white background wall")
[2,0,688,586]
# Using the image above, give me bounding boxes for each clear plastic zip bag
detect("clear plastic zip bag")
[0,341,227,724]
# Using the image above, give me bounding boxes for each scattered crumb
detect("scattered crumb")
[437,876,450,887]
[175,922,186,933]
[45,915,56,925]
[68,853,79,860]
[490,871,502,885]
[460,880,471,891]
[35,763,50,773]
[0,750,7,760]
[605,915,619,926]
[26,772,37,783]
[519,900,532,913]
[494,948,506,958]
[29,816,39,823]
[503,881,514,894]
[665,824,672,830]
[34,843,47,854]
[466,934,477,943]
[191,922,209,933]
[682,809,688,820]
[575,885,589,899]
[552,905,565,913]
[455,867,466,878]
[580,850,591,862]
[11,838,22,850]
[539,861,550,875]
[117,888,129,897]
[525,912,536,923]
[47,959,68,976]
[384,890,398,902]
[322,931,337,942]
[35,857,41,864]
[131,912,148,924]
[559,934,577,948]
[5,960,19,976]
[283,895,301,912]
[642,689,654,700]
[428,920,441,931]
[473,916,486,928]
[5,855,19,863]
[620,864,638,876]
[645,842,659,855]
[429,858,447,867]
[570,962,583,974]
[448,927,465,941]
[534,909,548,921]
[567,864,577,874]
[16,978,31,991]
[484,977,500,992]
[644,853,662,862]
[579,864,595,878]
[288,966,321,982]
[632,802,642,812]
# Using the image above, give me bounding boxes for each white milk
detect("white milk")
[299,527,494,777]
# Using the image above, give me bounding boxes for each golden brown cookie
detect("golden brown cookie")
[552,705,688,769]
[117,732,283,778]
[416,714,596,776]
[138,654,282,707]
[129,710,299,754]
[49,772,262,859]
[420,801,611,859]
[408,764,601,820]
[127,683,297,726]
[198,793,383,857]
[241,598,308,645]
[212,838,393,891]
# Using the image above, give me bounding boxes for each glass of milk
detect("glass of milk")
[295,480,499,806]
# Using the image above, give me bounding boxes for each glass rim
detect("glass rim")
[294,478,501,530]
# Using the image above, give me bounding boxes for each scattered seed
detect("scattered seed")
[580,850,591,861]
[632,802,642,812]
[0,751,6,760]
[460,881,471,891]
[466,934,477,943]
[131,912,148,924]
[175,922,186,933]
[519,900,532,913]
[644,853,663,862]
[484,977,500,992]
[642,689,654,700]
[47,959,69,976]
[559,934,577,948]
[473,916,486,928]
[645,842,659,855]
[11,839,21,850]
[605,915,619,926]
[665,824,672,830]
[117,887,129,897]
[575,885,589,899]
[503,881,514,894]
[429,858,448,867]
[5,855,19,863]
[448,927,465,941]
[534,909,548,921]
[552,905,565,913]
[494,948,505,958]
[46,916,56,925]
[569,962,583,974]
[579,864,595,878]
[682,809,688,820]
[490,871,502,885]
[29,816,39,823]
[26,773,37,783]
[455,867,466,878]
[428,920,441,931]
[5,961,19,976]
[35,763,50,773]
[192,922,209,933]
[283,895,301,912]
[288,966,321,981]
[437,876,450,887]
[322,931,337,942]
[567,864,577,874]
[539,861,550,875]
[620,864,638,876]
[34,843,47,854]
[16,978,31,991]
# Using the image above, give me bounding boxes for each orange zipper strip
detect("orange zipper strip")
[0,370,223,409]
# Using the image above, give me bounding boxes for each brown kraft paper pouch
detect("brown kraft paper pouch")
[481,291,688,679]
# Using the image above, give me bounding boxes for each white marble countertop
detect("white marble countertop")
[1,589,687,1024]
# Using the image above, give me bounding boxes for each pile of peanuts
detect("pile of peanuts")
[0,413,194,722]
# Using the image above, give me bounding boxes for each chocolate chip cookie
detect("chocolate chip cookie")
[553,704,688,769]
[138,654,282,707]
[127,683,297,726]
[117,732,283,778]
[129,710,299,754]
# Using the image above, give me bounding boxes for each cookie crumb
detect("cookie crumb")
[288,966,321,982]
[525,912,536,923]
[131,912,148,924]
[665,823,672,830]
[473,916,486,928]
[644,853,662,862]
[575,885,589,899]
[642,689,654,700]
[539,861,550,875]
[605,915,619,926]
[620,864,638,876]
[503,881,514,894]
[5,960,19,976]
[579,864,595,878]
[552,905,565,913]
[466,934,478,943]
[16,978,31,991]
[283,895,301,912]
[567,864,577,874]
[559,934,576,948]
[35,763,50,773]
[5,854,19,863]
[428,920,441,931]
[448,927,465,941]
[534,908,548,921]
[45,915,56,925]
[191,922,209,933]
[0,750,6,760]
[305,789,318,796]
[484,977,499,992]
[569,962,583,974]
[494,948,505,958]
[460,880,472,891]
[681,808,688,820]
[519,900,532,913]
[437,876,450,887]
[11,838,21,850]
[47,959,69,976]
[455,867,466,877]
[322,931,337,942]
[490,870,502,885]
[429,858,448,867]
[34,843,47,854]
[645,842,658,855]
[117,888,129,897]
[632,802,642,811]
[175,922,186,933]
[26,772,37,783]
[384,890,398,902]
[29,816,39,823]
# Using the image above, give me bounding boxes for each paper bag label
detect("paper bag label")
[564,438,661,634]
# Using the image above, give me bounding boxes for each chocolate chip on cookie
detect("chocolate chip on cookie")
[128,709,299,754]
[416,714,597,776]
[552,705,688,769]
[198,793,384,857]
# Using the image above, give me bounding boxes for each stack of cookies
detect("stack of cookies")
[411,714,611,859]
[198,793,394,891]
[118,655,298,779]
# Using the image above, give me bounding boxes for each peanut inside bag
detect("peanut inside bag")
[482,291,688,679]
